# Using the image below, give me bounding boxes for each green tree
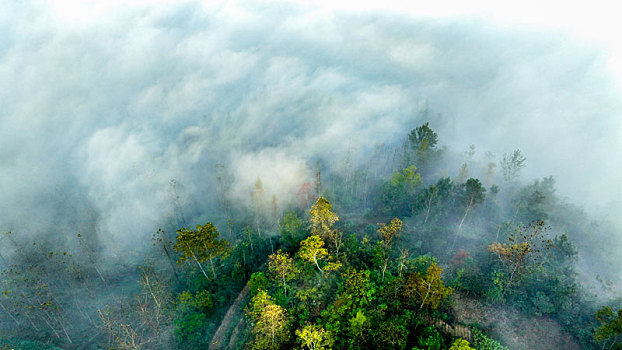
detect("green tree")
[408,122,441,172]
[377,165,422,217]
[279,211,306,248]
[456,178,486,232]
[409,122,438,154]
[487,221,551,297]
[174,222,230,280]
[413,177,454,226]
[594,306,622,349]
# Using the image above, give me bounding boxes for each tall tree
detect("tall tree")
[309,197,341,255]
[299,235,340,276]
[501,149,526,182]
[408,122,441,173]
[487,221,551,297]
[174,222,230,280]
[404,262,453,310]
[456,178,486,232]
[376,218,403,281]
[296,324,333,350]
[252,178,268,236]
[268,250,298,297]
[248,290,289,350]
[594,306,622,349]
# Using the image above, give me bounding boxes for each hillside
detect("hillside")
[2,123,622,350]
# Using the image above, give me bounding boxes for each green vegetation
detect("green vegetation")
[1,121,620,349]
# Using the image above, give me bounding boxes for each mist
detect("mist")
[2,1,621,265]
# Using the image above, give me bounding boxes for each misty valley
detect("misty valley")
[2,122,622,350]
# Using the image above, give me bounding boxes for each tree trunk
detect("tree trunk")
[209,257,217,279]
[193,255,210,280]
[313,256,324,276]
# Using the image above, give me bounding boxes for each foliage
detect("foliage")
[298,235,339,276]
[376,166,422,217]
[378,217,403,247]
[501,149,526,181]
[296,324,334,350]
[404,263,453,310]
[280,211,307,251]
[309,197,342,254]
[448,338,476,350]
[249,272,271,296]
[455,178,486,231]
[594,306,622,348]
[174,222,230,279]
[408,122,441,173]
[0,118,613,350]
[487,221,551,297]
[471,329,508,350]
[268,250,298,296]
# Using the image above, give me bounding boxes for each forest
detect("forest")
[1,121,622,350]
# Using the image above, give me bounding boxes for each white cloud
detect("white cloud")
[1,0,621,253]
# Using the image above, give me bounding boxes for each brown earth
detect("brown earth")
[451,292,581,350]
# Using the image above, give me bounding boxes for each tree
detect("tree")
[449,338,476,350]
[501,150,526,181]
[413,177,453,226]
[296,324,333,350]
[248,290,289,350]
[279,211,307,250]
[378,218,402,247]
[409,122,438,154]
[254,304,288,350]
[456,162,469,183]
[377,165,422,217]
[487,221,551,297]
[268,250,298,297]
[173,222,230,280]
[252,178,268,236]
[404,263,453,310]
[299,235,340,276]
[408,122,441,172]
[376,218,402,281]
[390,165,422,194]
[309,197,341,255]
[456,178,486,232]
[594,306,622,349]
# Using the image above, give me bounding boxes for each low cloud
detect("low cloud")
[1,1,621,256]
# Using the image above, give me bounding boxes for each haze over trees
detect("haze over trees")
[2,121,621,350]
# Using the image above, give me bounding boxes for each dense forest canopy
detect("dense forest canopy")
[2,1,622,349]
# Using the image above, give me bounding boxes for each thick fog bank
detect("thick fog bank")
[1,1,621,259]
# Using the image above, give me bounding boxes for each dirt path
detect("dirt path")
[209,284,250,350]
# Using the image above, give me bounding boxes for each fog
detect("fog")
[1,1,621,261]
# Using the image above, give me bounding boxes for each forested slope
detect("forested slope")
[2,123,622,350]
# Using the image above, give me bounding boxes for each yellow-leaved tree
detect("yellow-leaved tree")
[296,324,333,350]
[309,197,342,254]
[174,222,230,280]
[299,235,340,276]
[268,250,298,296]
[404,262,453,310]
